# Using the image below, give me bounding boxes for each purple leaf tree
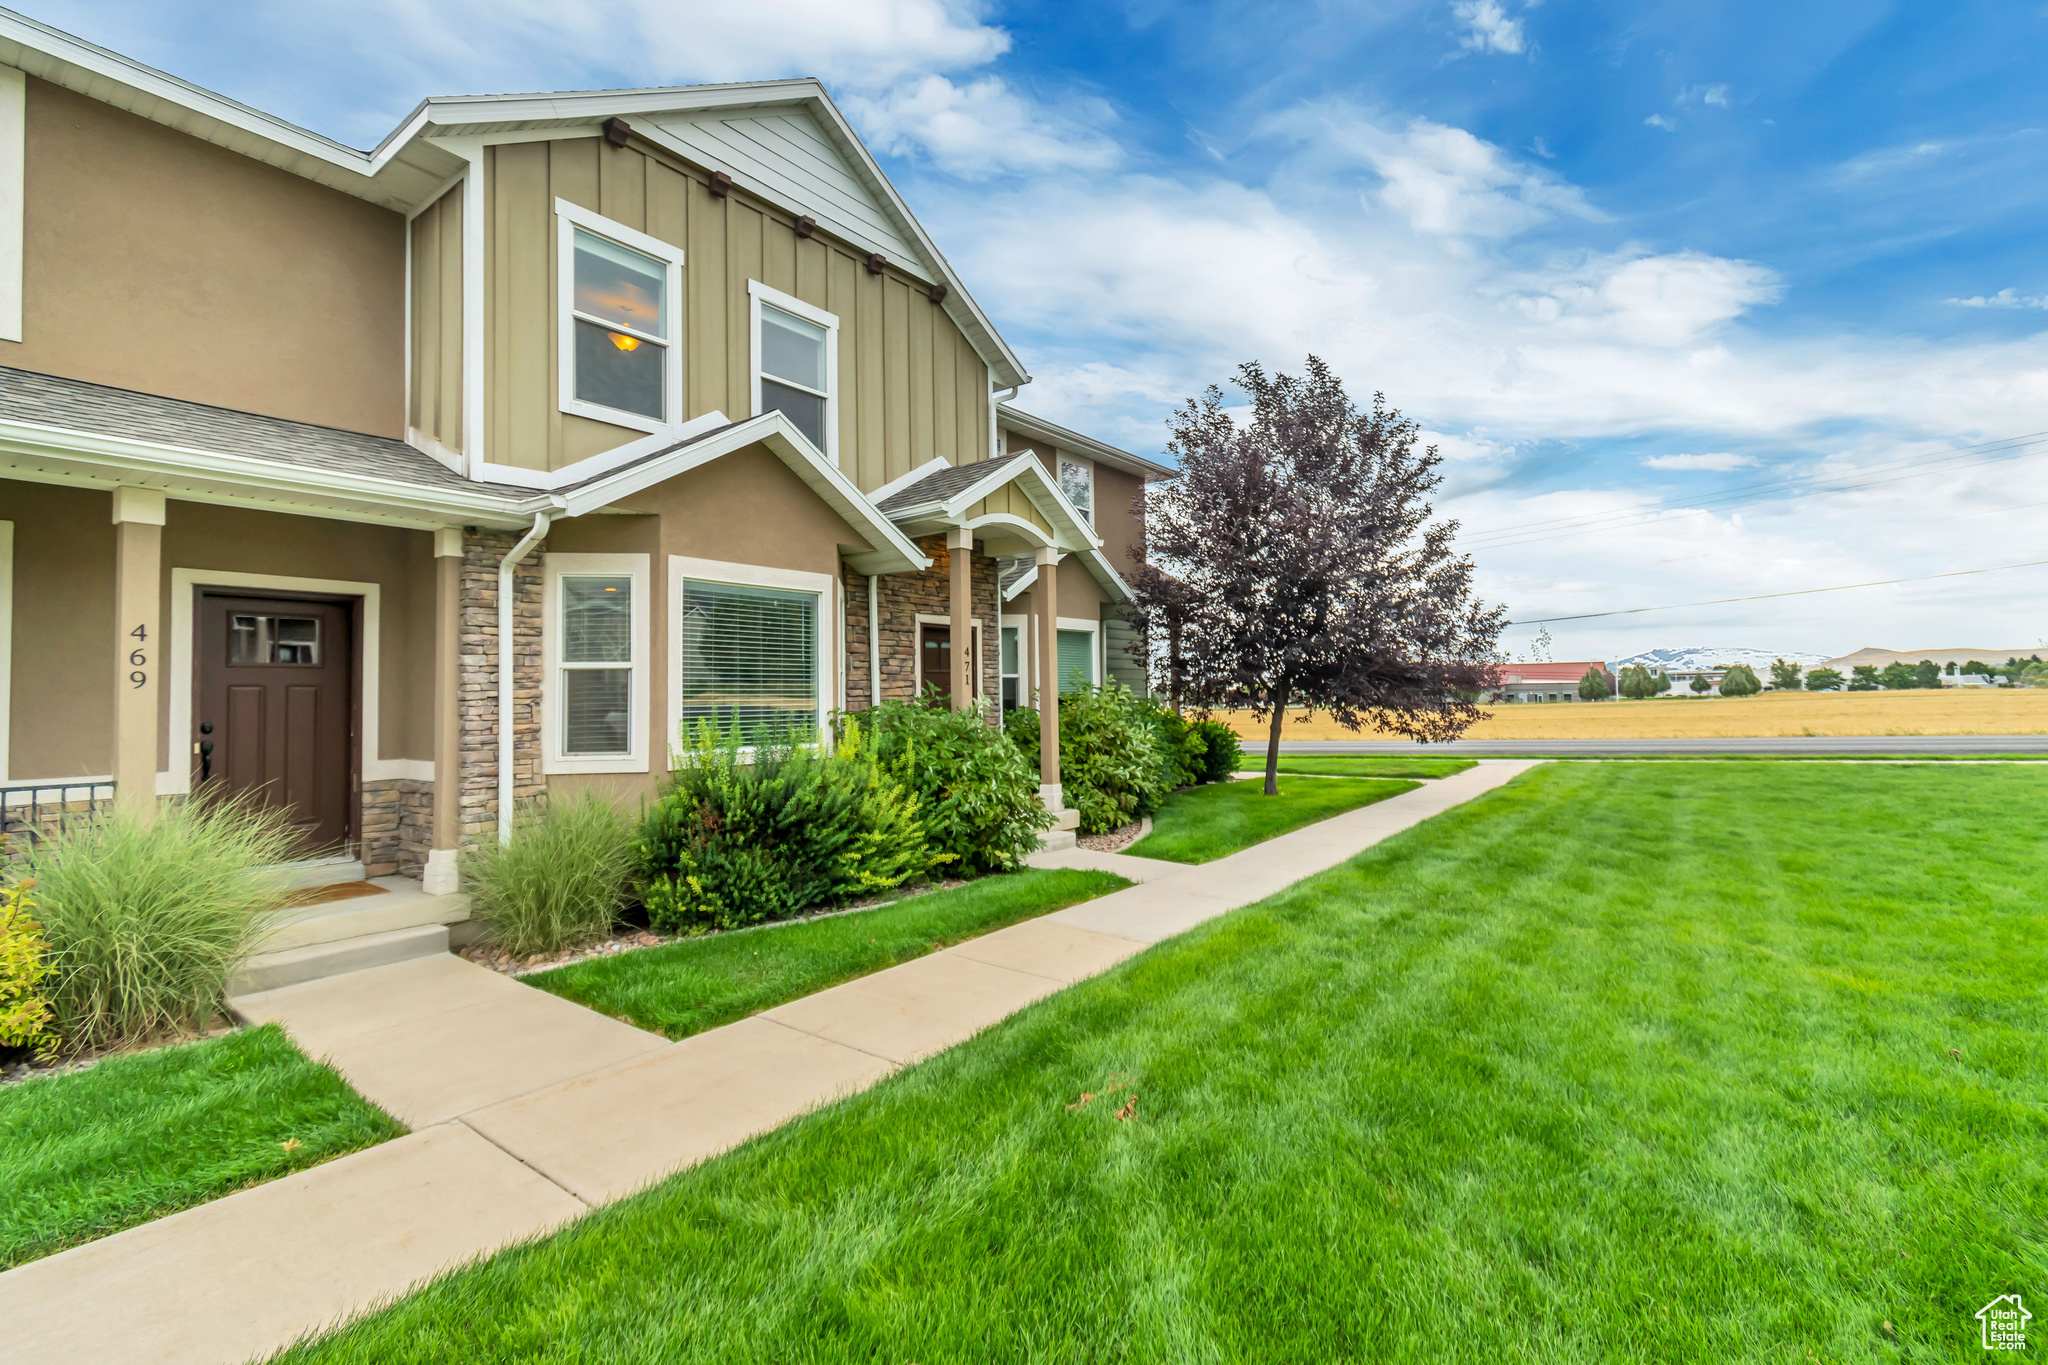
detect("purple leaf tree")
[1130,357,1505,794]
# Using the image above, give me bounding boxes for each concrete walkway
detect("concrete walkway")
[0,760,1537,1365]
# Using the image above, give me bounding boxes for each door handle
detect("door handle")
[198,722,214,782]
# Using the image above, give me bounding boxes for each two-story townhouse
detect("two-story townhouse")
[0,11,1168,910]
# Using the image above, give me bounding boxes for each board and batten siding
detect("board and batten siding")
[483,136,988,487]
[408,185,463,452]
[962,482,1051,536]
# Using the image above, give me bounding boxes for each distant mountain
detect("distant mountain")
[1611,646,1830,671]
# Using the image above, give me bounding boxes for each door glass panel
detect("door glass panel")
[273,618,319,665]
[562,577,631,662]
[563,668,632,756]
[229,614,320,665]
[230,615,263,664]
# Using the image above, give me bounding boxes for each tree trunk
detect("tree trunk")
[1167,611,1183,717]
[1263,680,1289,796]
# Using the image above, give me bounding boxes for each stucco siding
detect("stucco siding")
[3,480,113,779]
[484,134,987,484]
[8,78,406,438]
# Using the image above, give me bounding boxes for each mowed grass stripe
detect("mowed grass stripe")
[276,763,2048,1364]
[1127,775,1419,863]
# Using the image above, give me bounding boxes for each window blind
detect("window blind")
[1057,629,1093,694]
[680,579,819,744]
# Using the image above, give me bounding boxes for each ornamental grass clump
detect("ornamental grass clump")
[465,791,637,958]
[14,797,299,1053]
[639,716,935,932]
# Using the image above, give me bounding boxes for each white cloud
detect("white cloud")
[1949,287,2048,309]
[1679,83,1732,109]
[1453,0,1525,55]
[1644,113,1679,131]
[842,74,1118,177]
[1509,250,1783,346]
[1641,452,1758,471]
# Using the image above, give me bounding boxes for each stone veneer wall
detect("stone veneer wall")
[455,528,547,845]
[844,536,998,712]
[359,777,432,879]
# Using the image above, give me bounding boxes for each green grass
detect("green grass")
[1237,754,1478,779]
[1125,774,1420,863]
[1,1024,404,1268]
[275,762,2048,1364]
[526,869,1131,1040]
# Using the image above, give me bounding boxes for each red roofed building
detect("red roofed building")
[1491,662,1612,703]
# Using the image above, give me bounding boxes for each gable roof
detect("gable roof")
[876,452,1101,555]
[0,9,1028,389]
[998,405,1176,482]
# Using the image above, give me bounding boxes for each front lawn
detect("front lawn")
[1,1024,404,1268]
[276,762,2047,1363]
[527,869,1130,1040]
[1125,774,1419,862]
[1238,754,1477,779]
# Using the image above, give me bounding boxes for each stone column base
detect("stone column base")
[1039,782,1063,812]
[421,847,462,896]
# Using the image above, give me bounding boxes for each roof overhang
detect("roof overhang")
[0,406,932,574]
[1001,548,1135,606]
[998,404,1175,481]
[885,452,1101,555]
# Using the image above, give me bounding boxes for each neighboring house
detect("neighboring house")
[1491,662,1610,702]
[0,13,1167,896]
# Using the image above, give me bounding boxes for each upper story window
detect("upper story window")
[748,280,839,460]
[1059,457,1094,522]
[556,199,684,436]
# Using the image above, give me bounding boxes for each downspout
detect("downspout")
[497,512,551,844]
[989,379,1020,462]
[868,571,881,707]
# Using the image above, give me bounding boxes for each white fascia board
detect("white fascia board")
[556,409,930,575]
[940,453,1102,552]
[1081,546,1136,604]
[997,403,1177,481]
[1002,562,1039,602]
[0,417,542,529]
[869,455,952,506]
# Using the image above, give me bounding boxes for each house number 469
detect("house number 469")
[128,624,148,688]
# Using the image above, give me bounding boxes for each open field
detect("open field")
[1216,686,2048,740]
[276,763,2047,1363]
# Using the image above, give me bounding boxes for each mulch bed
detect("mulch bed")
[1078,820,1147,854]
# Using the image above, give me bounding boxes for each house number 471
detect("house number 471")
[128,624,148,688]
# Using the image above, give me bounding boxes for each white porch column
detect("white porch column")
[1032,546,1060,808]
[110,487,165,817]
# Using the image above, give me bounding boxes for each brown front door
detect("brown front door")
[920,624,953,701]
[196,594,354,853]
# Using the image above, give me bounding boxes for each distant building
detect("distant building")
[1492,662,1611,703]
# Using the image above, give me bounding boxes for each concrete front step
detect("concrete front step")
[261,878,472,954]
[1038,807,1083,853]
[258,855,369,893]
[232,924,451,996]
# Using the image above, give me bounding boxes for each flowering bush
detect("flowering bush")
[0,879,58,1061]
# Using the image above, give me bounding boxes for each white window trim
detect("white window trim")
[161,569,426,795]
[0,67,22,344]
[0,519,11,781]
[1057,455,1095,527]
[748,279,840,465]
[542,553,651,775]
[1055,615,1100,689]
[668,555,837,760]
[556,197,686,436]
[999,612,1030,710]
[912,612,984,699]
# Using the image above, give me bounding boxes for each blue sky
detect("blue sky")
[29,0,2048,662]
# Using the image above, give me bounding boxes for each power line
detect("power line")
[1504,556,2048,626]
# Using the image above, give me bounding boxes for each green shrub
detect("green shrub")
[869,699,1052,876]
[639,717,936,932]
[0,881,58,1061]
[1002,703,1041,756]
[1137,699,1207,792]
[1189,719,1243,784]
[466,791,637,958]
[14,797,299,1052]
[1058,681,1170,835]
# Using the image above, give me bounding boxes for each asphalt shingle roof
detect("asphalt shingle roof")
[0,366,530,498]
[873,454,1026,512]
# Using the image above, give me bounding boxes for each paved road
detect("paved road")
[1276,734,2048,757]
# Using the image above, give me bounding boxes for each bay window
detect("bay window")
[675,570,826,747]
